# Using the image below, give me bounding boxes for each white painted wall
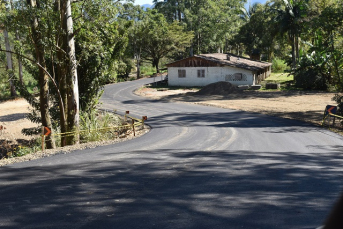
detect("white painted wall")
[168,66,255,87]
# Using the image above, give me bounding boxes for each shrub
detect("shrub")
[272,58,288,73]
[293,54,329,90]
[79,110,129,143]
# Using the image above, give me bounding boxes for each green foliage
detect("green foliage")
[73,0,130,112]
[272,0,310,68]
[140,64,156,76]
[332,94,343,116]
[0,138,41,159]
[0,73,10,100]
[235,3,276,59]
[293,52,329,90]
[154,0,243,54]
[266,72,294,83]
[272,58,289,73]
[292,26,343,91]
[136,9,193,72]
[79,110,128,143]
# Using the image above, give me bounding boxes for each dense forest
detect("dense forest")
[0,0,342,148]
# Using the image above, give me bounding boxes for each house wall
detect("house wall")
[254,66,272,84]
[168,66,254,87]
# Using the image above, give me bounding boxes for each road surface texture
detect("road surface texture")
[1,78,343,229]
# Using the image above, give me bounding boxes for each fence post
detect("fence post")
[125,111,129,122]
[132,119,135,136]
[142,116,147,129]
[41,127,45,152]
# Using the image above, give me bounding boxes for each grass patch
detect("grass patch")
[264,72,294,83]
[258,72,296,91]
[272,58,289,73]
[140,65,156,76]
[79,110,129,143]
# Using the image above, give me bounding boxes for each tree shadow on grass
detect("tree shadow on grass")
[0,148,342,229]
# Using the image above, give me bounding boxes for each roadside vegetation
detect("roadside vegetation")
[1,0,343,158]
[0,110,143,159]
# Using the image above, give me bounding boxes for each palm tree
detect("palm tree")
[273,0,308,69]
[240,2,261,22]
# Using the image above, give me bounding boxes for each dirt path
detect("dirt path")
[0,99,38,144]
[137,87,339,126]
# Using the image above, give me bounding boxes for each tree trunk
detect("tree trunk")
[55,0,68,147]
[64,0,79,145]
[291,35,296,69]
[136,51,141,79]
[295,35,299,63]
[16,31,23,84]
[54,0,79,146]
[3,28,17,97]
[28,0,55,149]
[153,58,159,73]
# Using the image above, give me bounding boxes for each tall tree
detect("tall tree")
[140,10,193,72]
[120,3,145,78]
[273,0,309,68]
[54,0,80,145]
[27,0,56,149]
[2,0,16,97]
[154,0,244,55]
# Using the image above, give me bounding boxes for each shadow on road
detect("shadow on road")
[145,109,323,134]
[0,147,342,229]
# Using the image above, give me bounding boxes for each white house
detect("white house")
[166,53,272,87]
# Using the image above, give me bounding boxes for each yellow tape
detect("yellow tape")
[328,113,343,119]
[125,115,144,122]
[322,112,343,127]
[43,119,145,138]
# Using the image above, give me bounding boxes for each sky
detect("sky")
[133,0,268,6]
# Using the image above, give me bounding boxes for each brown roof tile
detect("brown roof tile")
[167,53,271,72]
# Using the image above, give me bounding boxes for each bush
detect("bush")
[293,55,328,90]
[332,94,343,115]
[272,58,288,73]
[79,110,129,143]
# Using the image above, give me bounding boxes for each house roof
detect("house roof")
[166,53,272,72]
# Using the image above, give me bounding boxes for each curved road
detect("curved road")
[1,78,343,229]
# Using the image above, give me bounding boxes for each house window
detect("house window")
[197,69,205,78]
[178,69,186,78]
[225,73,247,81]
[233,73,242,80]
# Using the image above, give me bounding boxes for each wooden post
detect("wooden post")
[132,119,135,136]
[125,111,129,122]
[142,116,147,129]
[41,126,45,151]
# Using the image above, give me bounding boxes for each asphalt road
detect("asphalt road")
[1,78,343,229]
